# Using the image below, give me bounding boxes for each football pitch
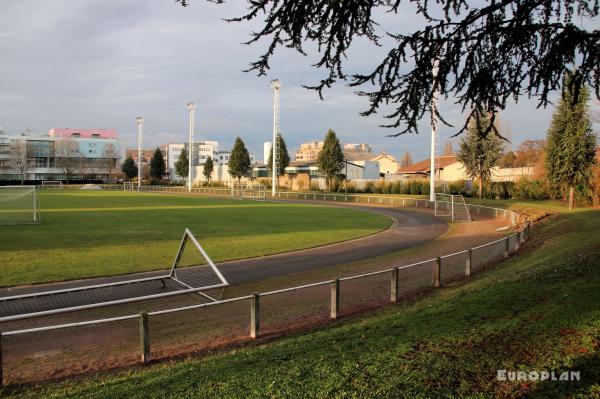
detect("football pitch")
[0,190,390,287]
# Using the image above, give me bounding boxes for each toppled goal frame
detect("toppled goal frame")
[0,228,229,322]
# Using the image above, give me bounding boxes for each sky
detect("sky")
[0,1,596,162]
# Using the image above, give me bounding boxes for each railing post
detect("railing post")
[519,229,525,244]
[251,293,260,338]
[0,332,3,388]
[465,249,472,277]
[330,279,340,319]
[514,233,520,251]
[390,268,399,302]
[139,312,150,364]
[504,237,510,258]
[526,222,531,240]
[434,257,441,288]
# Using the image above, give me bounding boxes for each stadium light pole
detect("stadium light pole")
[271,79,281,197]
[187,101,196,192]
[429,59,439,203]
[136,117,143,191]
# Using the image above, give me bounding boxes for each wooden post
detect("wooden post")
[139,312,150,364]
[465,249,472,277]
[390,268,399,302]
[434,257,441,288]
[251,293,260,338]
[330,279,340,319]
[504,237,510,258]
[514,234,520,251]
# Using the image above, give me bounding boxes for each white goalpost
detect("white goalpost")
[434,193,471,222]
[0,185,40,225]
[41,180,63,189]
[231,182,267,201]
[123,181,135,192]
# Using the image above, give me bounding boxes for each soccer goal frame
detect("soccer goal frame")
[231,182,267,201]
[0,185,40,225]
[41,180,63,189]
[434,193,471,222]
[0,228,228,322]
[123,181,135,191]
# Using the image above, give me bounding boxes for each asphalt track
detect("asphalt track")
[0,202,447,317]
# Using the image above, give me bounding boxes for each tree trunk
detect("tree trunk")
[478,176,483,199]
[568,185,574,210]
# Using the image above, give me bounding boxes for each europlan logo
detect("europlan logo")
[497,369,581,382]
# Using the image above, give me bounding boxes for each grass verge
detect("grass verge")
[2,203,598,398]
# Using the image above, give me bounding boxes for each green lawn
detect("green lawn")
[0,191,390,287]
[4,201,598,398]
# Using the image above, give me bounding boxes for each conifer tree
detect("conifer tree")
[203,156,214,184]
[317,129,345,191]
[175,148,189,181]
[545,72,597,210]
[228,137,251,182]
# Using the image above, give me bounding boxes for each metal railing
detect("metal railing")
[0,189,528,385]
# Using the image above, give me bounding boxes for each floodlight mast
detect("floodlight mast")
[429,59,440,203]
[136,117,143,191]
[187,101,196,192]
[271,79,281,197]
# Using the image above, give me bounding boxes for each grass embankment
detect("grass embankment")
[0,191,389,287]
[3,202,598,398]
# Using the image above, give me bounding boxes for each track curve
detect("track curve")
[219,203,447,284]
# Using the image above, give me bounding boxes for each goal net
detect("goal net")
[231,183,267,201]
[0,186,40,225]
[434,193,471,222]
[41,180,63,189]
[123,181,135,191]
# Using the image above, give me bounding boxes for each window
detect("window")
[92,134,100,138]
[72,133,80,137]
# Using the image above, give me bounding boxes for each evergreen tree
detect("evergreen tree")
[228,137,251,182]
[121,155,138,180]
[545,72,597,210]
[175,148,189,180]
[267,133,291,176]
[456,113,504,198]
[400,150,413,167]
[150,147,166,182]
[203,156,214,183]
[316,129,345,191]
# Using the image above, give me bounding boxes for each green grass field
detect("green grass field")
[4,201,597,398]
[0,191,390,287]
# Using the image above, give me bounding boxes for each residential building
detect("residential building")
[0,128,124,182]
[394,155,535,182]
[294,141,374,162]
[370,153,399,174]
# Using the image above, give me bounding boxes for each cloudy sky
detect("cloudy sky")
[0,1,595,161]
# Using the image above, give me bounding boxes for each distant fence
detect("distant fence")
[0,188,528,385]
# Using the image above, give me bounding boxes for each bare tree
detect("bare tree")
[400,150,413,167]
[442,141,454,156]
[9,139,30,185]
[102,143,119,183]
[54,138,81,180]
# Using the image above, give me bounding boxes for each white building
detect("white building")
[166,141,255,183]
[263,141,272,165]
